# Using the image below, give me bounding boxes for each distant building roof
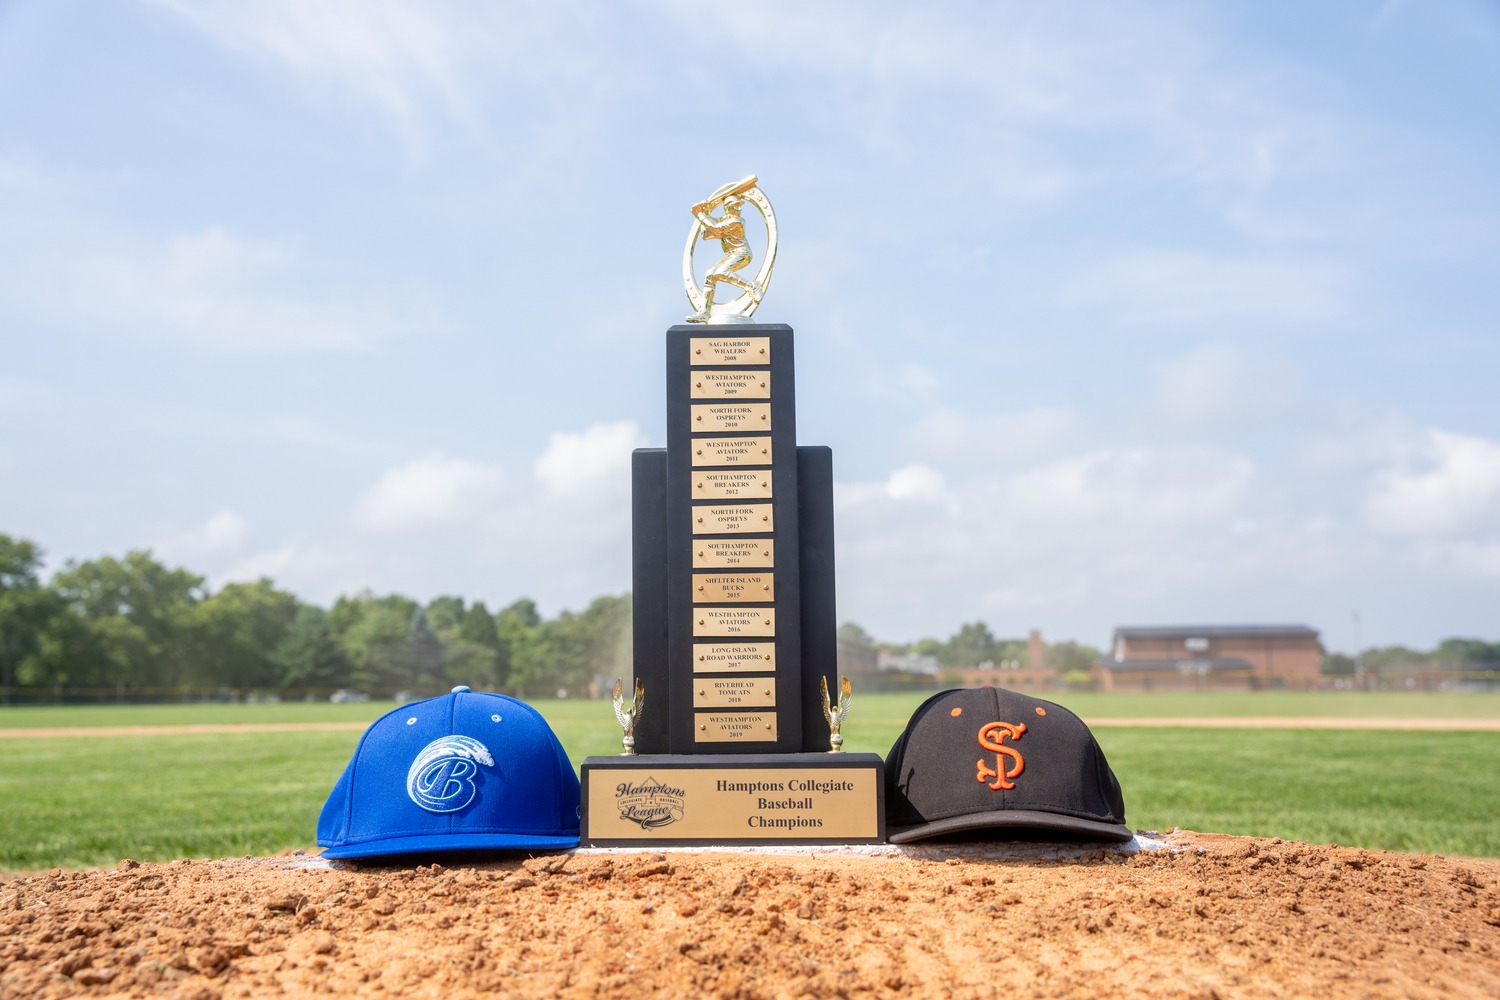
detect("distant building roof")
[1114,625,1318,640]
[1097,657,1256,674]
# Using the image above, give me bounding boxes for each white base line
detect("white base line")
[0,722,371,739]
[1081,716,1500,730]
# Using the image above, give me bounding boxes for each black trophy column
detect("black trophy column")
[666,325,803,753]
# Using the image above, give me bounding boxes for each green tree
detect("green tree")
[337,593,420,690]
[497,598,541,633]
[1322,652,1357,676]
[193,579,299,688]
[836,622,877,673]
[942,621,998,668]
[425,596,466,640]
[40,551,205,689]
[436,601,502,690]
[0,536,59,693]
[493,598,541,689]
[1434,638,1500,664]
[271,605,352,688]
[1360,645,1427,672]
[837,622,874,647]
[459,602,500,648]
[402,608,445,687]
[508,595,630,696]
[1044,641,1101,675]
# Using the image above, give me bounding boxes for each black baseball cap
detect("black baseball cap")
[884,687,1130,844]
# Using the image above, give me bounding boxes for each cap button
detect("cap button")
[451,685,471,694]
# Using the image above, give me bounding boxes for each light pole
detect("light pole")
[1352,609,1363,685]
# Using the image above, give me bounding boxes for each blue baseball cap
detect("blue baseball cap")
[317,687,580,859]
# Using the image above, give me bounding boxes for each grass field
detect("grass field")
[3,692,1498,869]
[3,689,1498,729]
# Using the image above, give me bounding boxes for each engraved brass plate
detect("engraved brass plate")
[689,337,769,366]
[690,403,770,433]
[695,712,778,742]
[693,677,776,709]
[691,371,770,399]
[694,540,773,568]
[691,436,771,467]
[586,766,878,839]
[694,609,774,636]
[692,572,773,603]
[691,503,773,535]
[694,642,775,672]
[693,470,772,500]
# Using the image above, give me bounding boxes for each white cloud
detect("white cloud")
[534,421,647,497]
[235,424,647,605]
[1441,541,1500,578]
[896,407,1077,468]
[222,544,300,584]
[1367,429,1500,535]
[148,0,1353,217]
[8,227,431,353]
[885,464,945,502]
[1076,250,1353,324]
[155,508,251,561]
[865,365,942,403]
[1008,447,1254,529]
[354,453,504,531]
[146,0,482,151]
[1151,344,1301,432]
[831,442,1262,639]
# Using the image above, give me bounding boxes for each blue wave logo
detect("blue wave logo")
[406,736,495,813]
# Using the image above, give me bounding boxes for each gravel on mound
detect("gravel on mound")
[1,831,1497,1000]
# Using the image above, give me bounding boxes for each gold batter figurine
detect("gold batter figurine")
[682,175,778,324]
[686,194,762,322]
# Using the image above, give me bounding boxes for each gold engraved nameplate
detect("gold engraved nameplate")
[694,609,774,637]
[693,678,776,709]
[691,503,774,535]
[694,642,775,672]
[695,712,778,742]
[692,572,773,603]
[691,371,770,399]
[691,436,771,467]
[691,403,771,433]
[694,540,772,568]
[690,338,769,366]
[693,471,771,500]
[585,767,879,840]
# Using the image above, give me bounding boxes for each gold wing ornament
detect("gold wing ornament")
[819,675,853,753]
[612,677,645,756]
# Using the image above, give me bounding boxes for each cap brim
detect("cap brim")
[886,809,1134,845]
[320,832,579,860]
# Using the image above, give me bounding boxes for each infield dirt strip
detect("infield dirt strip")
[2,831,1497,1000]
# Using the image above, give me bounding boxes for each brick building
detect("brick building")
[953,630,1060,693]
[1095,624,1322,692]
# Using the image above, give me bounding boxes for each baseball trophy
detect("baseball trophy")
[579,177,886,846]
[612,677,645,756]
[821,675,852,753]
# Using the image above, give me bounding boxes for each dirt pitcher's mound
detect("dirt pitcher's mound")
[2,831,1497,999]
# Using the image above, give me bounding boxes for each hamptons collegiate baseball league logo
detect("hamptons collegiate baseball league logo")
[406,736,495,813]
[614,776,687,830]
[976,721,1026,790]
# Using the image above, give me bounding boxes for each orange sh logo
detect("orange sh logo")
[976,722,1026,790]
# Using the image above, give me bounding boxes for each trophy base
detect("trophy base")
[580,753,885,846]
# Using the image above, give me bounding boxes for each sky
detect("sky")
[2,0,1498,653]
